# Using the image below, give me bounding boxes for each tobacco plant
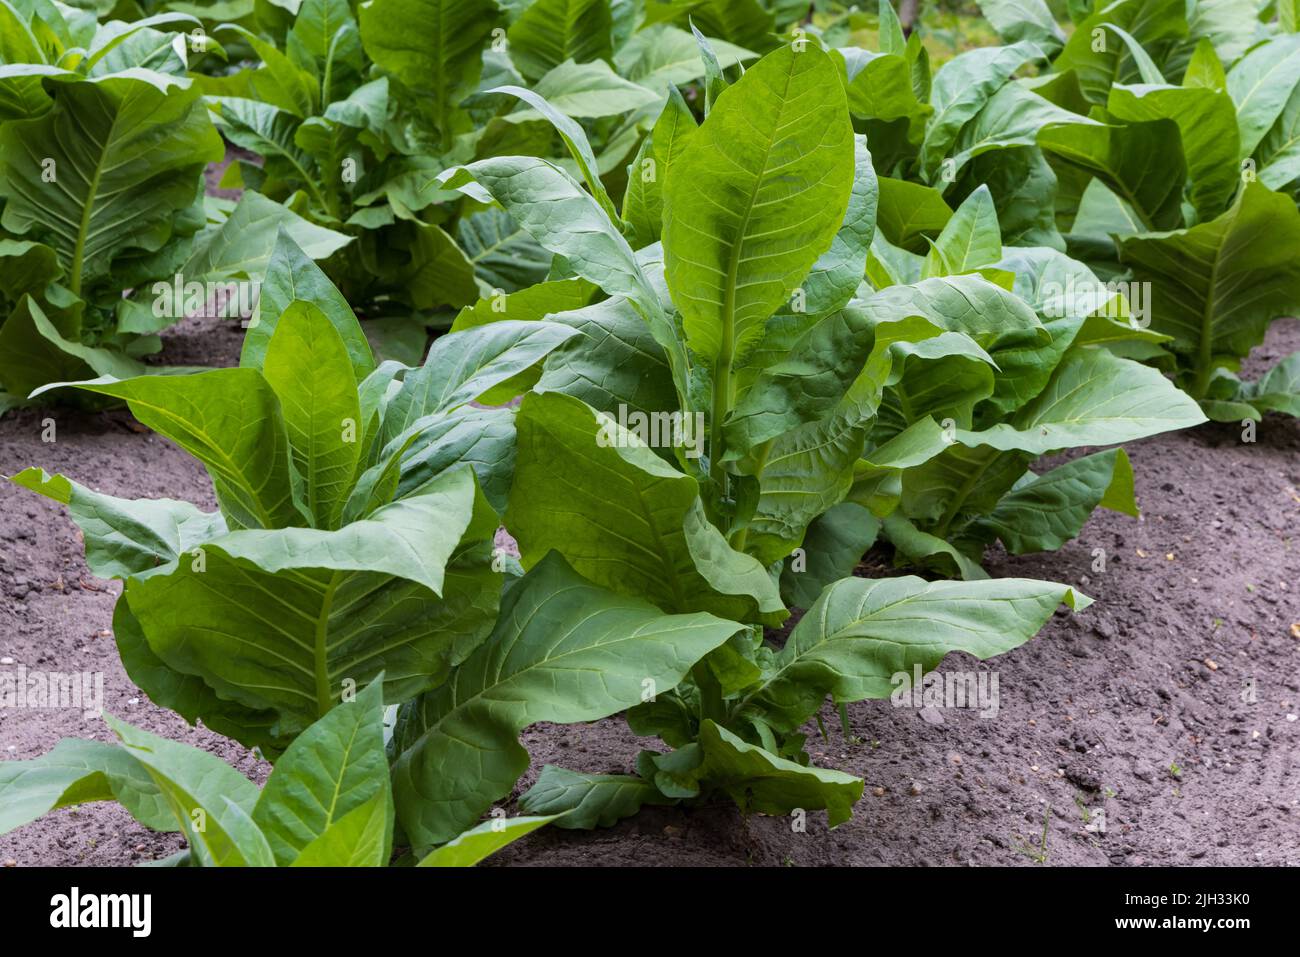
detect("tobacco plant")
[0,680,557,865]
[200,0,759,354]
[3,233,760,854]
[438,39,1097,828]
[0,2,350,408]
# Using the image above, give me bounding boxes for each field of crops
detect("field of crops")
[0,0,1297,870]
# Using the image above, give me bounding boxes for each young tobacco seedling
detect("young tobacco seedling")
[438,38,1092,829]
[0,679,556,866]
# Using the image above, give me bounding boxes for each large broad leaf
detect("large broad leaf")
[379,319,579,443]
[1106,82,1239,220]
[958,347,1207,454]
[615,23,755,90]
[358,0,499,146]
[506,391,786,623]
[1038,112,1187,231]
[519,765,673,828]
[921,184,1001,277]
[180,192,352,286]
[243,230,375,382]
[973,447,1137,554]
[507,0,613,81]
[262,301,362,529]
[621,85,697,247]
[389,552,745,847]
[779,501,878,609]
[976,0,1066,52]
[1227,34,1300,160]
[122,467,497,740]
[1117,182,1300,397]
[7,467,226,579]
[947,81,1093,180]
[693,720,863,826]
[662,42,854,368]
[919,40,1046,180]
[457,208,552,292]
[1240,351,1300,418]
[49,369,306,530]
[0,737,173,837]
[0,72,221,296]
[439,158,688,406]
[252,680,391,866]
[416,815,556,866]
[796,134,878,318]
[1051,0,1188,103]
[105,715,272,867]
[735,574,1090,734]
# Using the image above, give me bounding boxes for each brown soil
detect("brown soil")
[1,315,1297,868]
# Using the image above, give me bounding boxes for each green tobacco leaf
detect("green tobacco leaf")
[976,0,1066,52]
[880,511,989,580]
[105,714,271,867]
[663,42,854,365]
[695,720,863,826]
[380,320,578,442]
[417,815,556,866]
[7,467,225,579]
[457,209,552,292]
[1118,182,1300,396]
[0,297,86,403]
[123,468,494,738]
[0,737,173,837]
[254,680,390,865]
[519,765,673,828]
[1051,0,1187,103]
[358,0,498,145]
[1240,352,1300,417]
[244,231,374,383]
[262,301,362,529]
[508,391,785,622]
[948,82,1091,180]
[797,135,878,318]
[736,574,1090,734]
[616,23,755,90]
[959,348,1207,454]
[439,159,657,317]
[920,40,1046,180]
[489,83,620,225]
[779,502,879,609]
[533,294,677,418]
[875,177,952,251]
[974,447,1136,553]
[1038,113,1186,231]
[519,59,659,119]
[389,552,744,847]
[507,0,613,81]
[49,370,305,530]
[182,192,352,285]
[622,85,696,247]
[451,278,594,331]
[111,599,293,759]
[289,789,389,866]
[1106,83,1238,220]
[922,184,1001,277]
[0,72,221,296]
[1227,34,1300,159]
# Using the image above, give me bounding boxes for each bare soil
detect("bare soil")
[1,315,1297,868]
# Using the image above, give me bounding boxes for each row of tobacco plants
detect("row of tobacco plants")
[0,0,1298,865]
